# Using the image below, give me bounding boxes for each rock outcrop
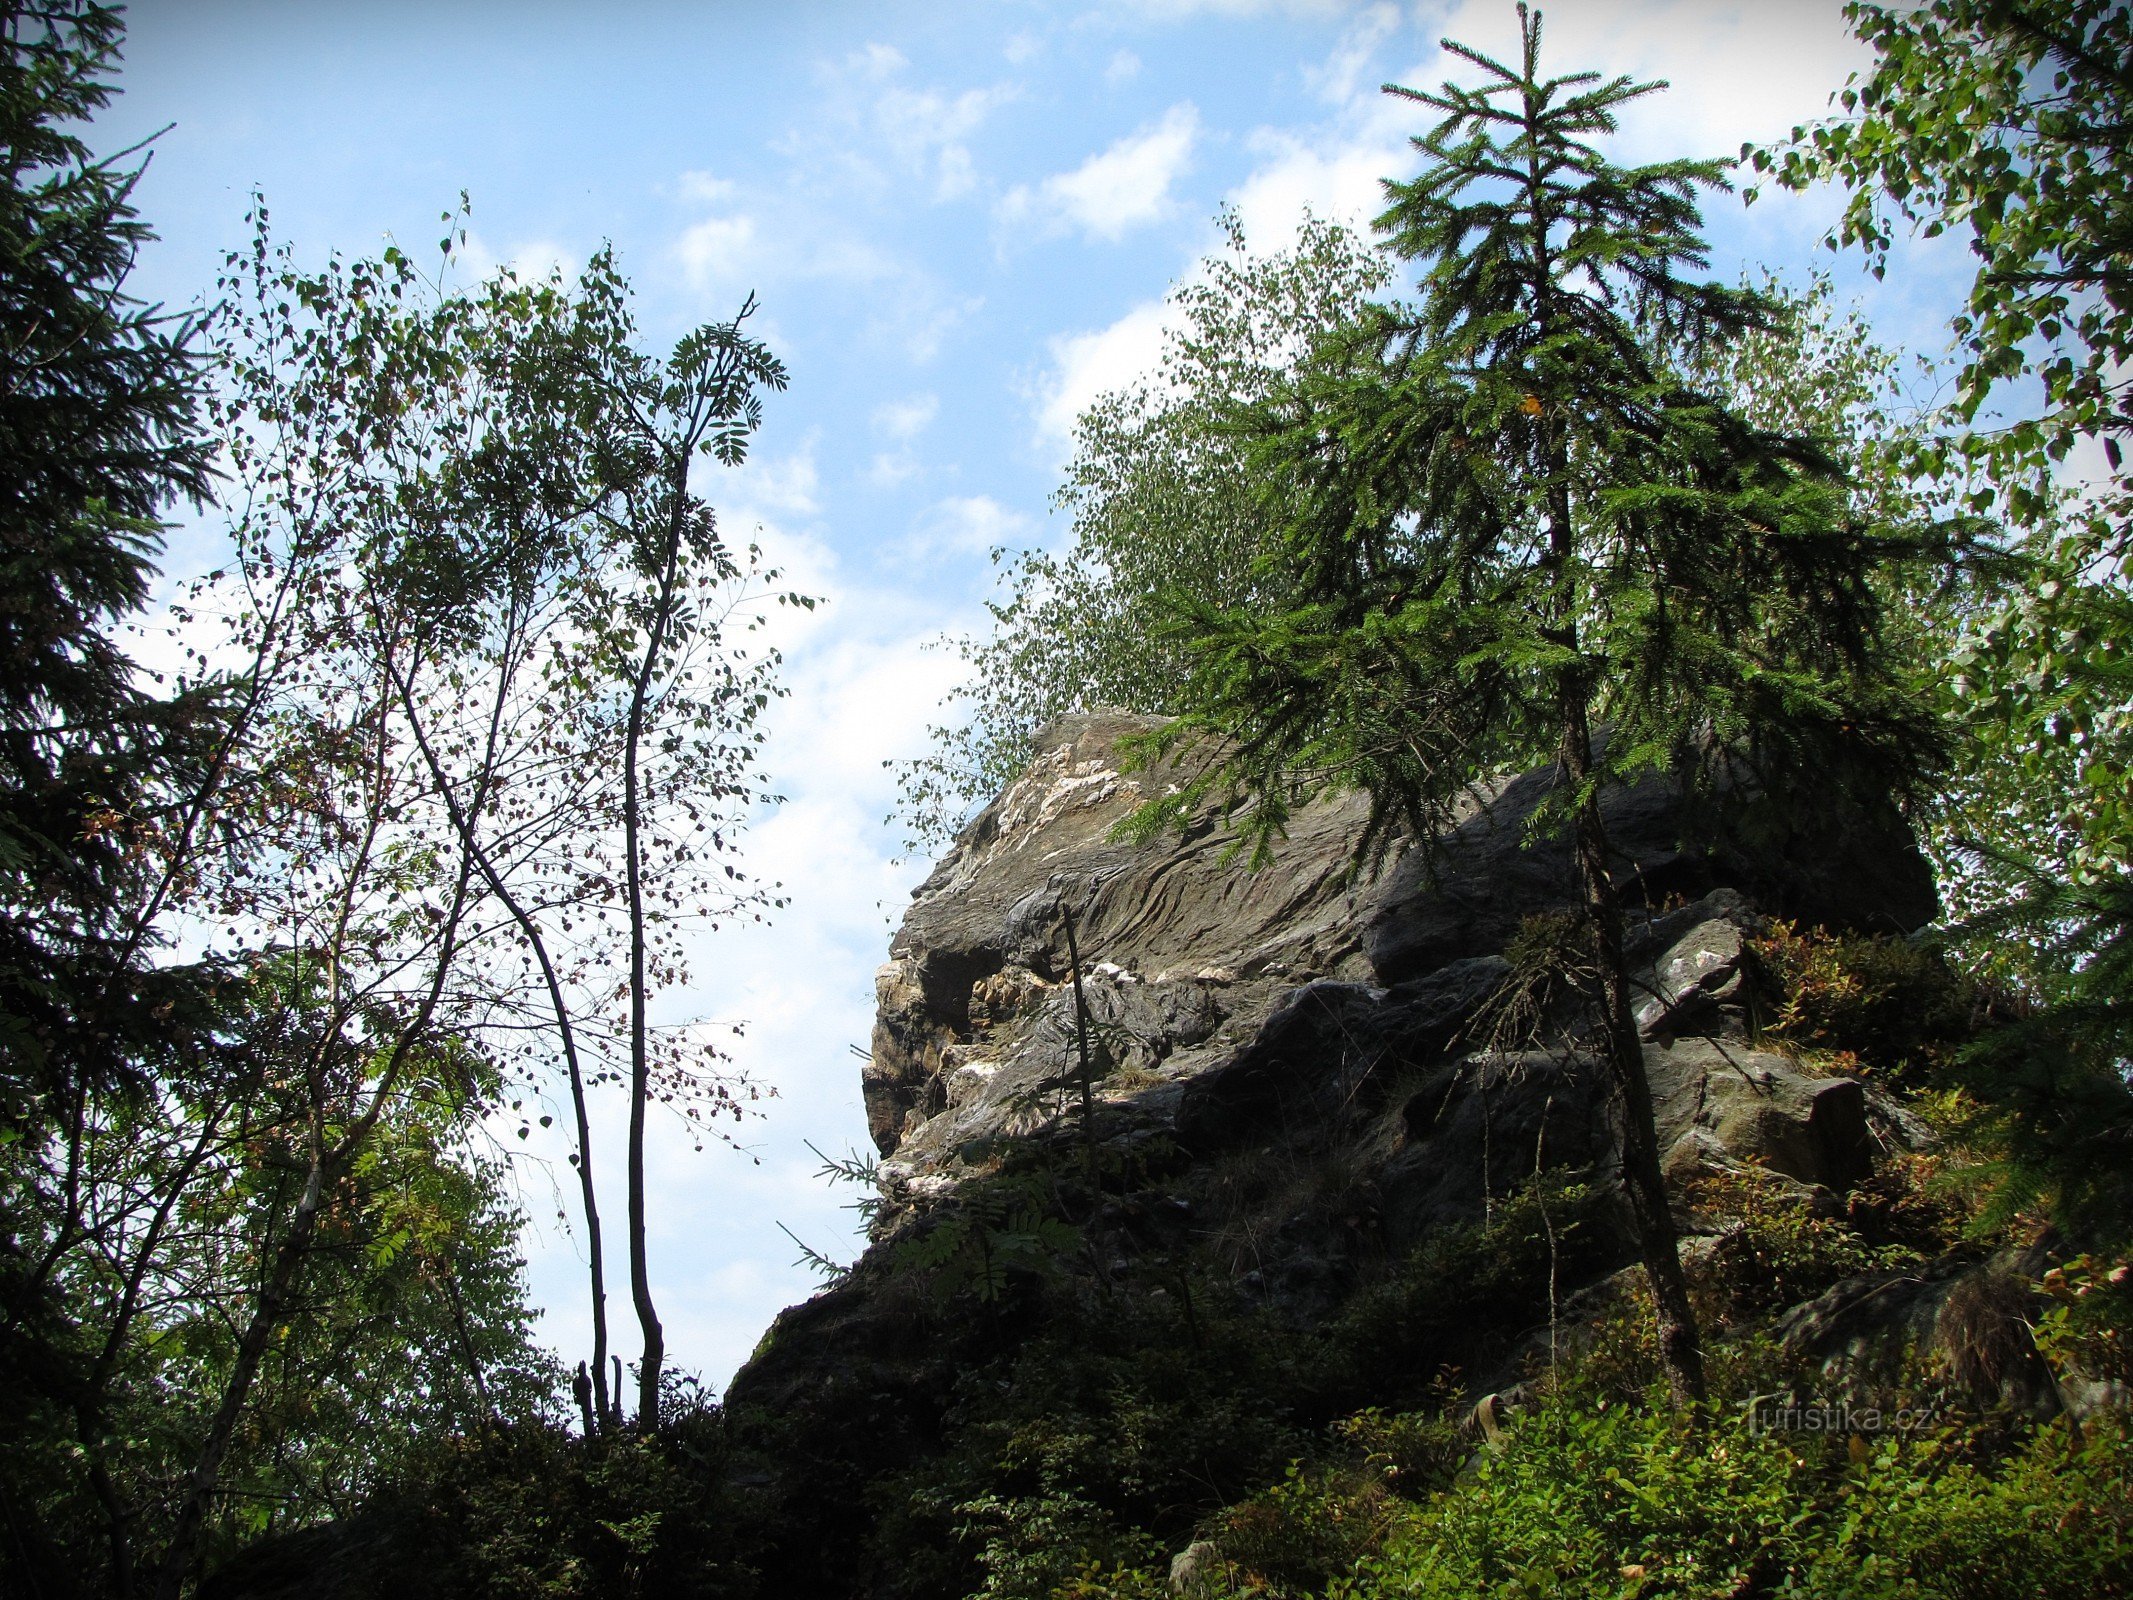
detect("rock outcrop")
[860,712,1925,1175]
[722,712,1945,1589]
[196,711,2029,1600]
[843,713,1929,1245]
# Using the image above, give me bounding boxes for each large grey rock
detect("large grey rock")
[718,712,1949,1594]
[849,692,1942,1276]
[866,711,1387,1154]
[848,716,1929,1267]
[1364,757,1937,986]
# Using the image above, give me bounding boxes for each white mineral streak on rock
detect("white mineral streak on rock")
[946,1061,1000,1107]
[994,748,1125,838]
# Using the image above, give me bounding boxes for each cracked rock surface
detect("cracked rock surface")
[847,713,1931,1235]
[731,713,1938,1432]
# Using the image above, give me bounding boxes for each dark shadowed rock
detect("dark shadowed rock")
[202,711,1959,1600]
[1364,759,1937,986]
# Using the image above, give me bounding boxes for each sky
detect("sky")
[93,0,1975,1393]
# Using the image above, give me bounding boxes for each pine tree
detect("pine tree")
[0,0,216,1103]
[1146,5,1958,1404]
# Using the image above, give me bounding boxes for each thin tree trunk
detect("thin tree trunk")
[1533,356,1705,1404]
[1556,699,1707,1406]
[622,474,689,1431]
[1060,902,1099,1190]
[392,648,614,1431]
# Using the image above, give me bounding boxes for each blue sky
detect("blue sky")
[96,0,1974,1391]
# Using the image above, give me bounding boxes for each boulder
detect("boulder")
[716,714,1946,1595]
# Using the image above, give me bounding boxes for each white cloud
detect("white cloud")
[902,494,1034,563]
[869,451,920,488]
[1211,0,1869,263]
[1230,121,1405,243]
[1302,1,1402,104]
[999,104,1201,243]
[668,181,973,363]
[676,212,761,290]
[1032,298,1175,449]
[900,295,982,364]
[846,41,908,82]
[875,79,1020,201]
[798,45,1017,205]
[1212,7,1425,247]
[675,170,738,204]
[873,391,940,441]
[711,436,822,524]
[1424,0,1868,162]
[1128,0,1360,14]
[455,229,580,287]
[868,393,940,484]
[1105,49,1142,84]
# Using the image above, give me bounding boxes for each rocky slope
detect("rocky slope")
[719,711,1948,1590]
[201,710,2100,1600]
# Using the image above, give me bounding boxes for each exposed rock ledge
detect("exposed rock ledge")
[856,709,1931,1218]
[718,712,1943,1590]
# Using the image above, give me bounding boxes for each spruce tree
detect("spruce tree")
[1146,5,1956,1404]
[0,0,215,1102]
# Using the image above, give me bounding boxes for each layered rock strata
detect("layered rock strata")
[721,712,1942,1594]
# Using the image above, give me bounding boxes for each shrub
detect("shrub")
[1341,1402,1818,1599]
[1687,1167,1902,1326]
[1206,1463,1397,1598]
[378,1420,755,1600]
[2035,1253,2133,1387]
[1754,923,1983,1086]
[1809,1415,2133,1598]
[1334,1403,2133,1600]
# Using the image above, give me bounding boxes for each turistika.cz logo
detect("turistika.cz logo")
[1743,1397,1940,1436]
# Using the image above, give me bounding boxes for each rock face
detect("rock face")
[848,712,1929,1239]
[722,713,1942,1587]
[864,709,1386,1159]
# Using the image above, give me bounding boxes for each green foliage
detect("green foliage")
[1332,1401,2133,1600]
[1212,1461,1405,1598]
[0,0,220,1096]
[858,1173,1601,1600]
[1936,542,2130,925]
[0,0,229,1183]
[2,1000,556,1593]
[1951,871,2133,1247]
[893,1167,1085,1307]
[1755,12,2133,1219]
[365,1420,755,1600]
[1136,11,1960,874]
[1687,1167,1907,1326]
[1754,0,2131,484]
[955,1492,1168,1600]
[868,1278,1311,1600]
[899,1294,2133,1600]
[1753,921,1985,1086]
[896,211,1389,847]
[1810,1418,2133,1598]
[2034,1252,2133,1385]
[3,1,805,1580]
